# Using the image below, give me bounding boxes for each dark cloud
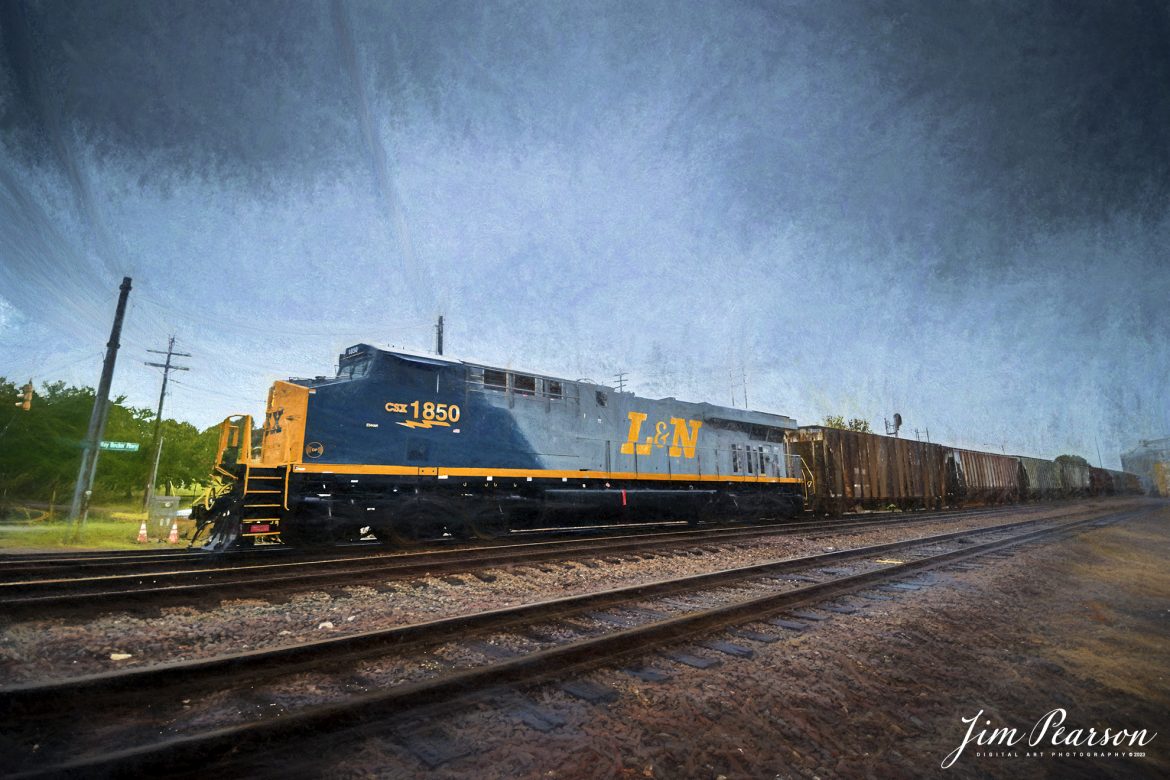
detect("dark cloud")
[0,0,1166,464]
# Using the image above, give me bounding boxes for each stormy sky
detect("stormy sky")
[1,0,1167,468]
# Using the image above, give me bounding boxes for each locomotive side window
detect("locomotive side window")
[337,356,370,379]
[596,391,607,406]
[483,369,507,391]
[545,379,563,399]
[731,444,742,473]
[513,374,536,396]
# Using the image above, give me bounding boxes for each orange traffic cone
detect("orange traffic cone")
[167,521,180,545]
[136,522,148,544]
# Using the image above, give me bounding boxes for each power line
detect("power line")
[8,350,104,385]
[134,295,432,338]
[168,377,263,405]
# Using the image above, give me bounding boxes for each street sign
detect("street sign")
[100,441,140,452]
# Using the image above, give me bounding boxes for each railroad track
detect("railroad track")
[0,505,1048,616]
[0,504,1060,576]
[0,504,1048,582]
[0,503,1141,778]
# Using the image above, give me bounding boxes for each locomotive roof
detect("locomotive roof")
[344,343,598,390]
[341,343,796,427]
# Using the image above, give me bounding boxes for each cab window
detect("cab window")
[513,374,537,396]
[483,369,507,391]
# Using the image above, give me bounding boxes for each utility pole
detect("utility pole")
[143,336,190,509]
[435,315,444,355]
[741,367,749,409]
[613,372,628,393]
[69,277,132,526]
[147,435,164,524]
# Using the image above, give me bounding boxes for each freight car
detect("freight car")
[785,427,948,514]
[787,428,1144,515]
[1017,456,1063,500]
[787,428,1024,514]
[193,344,807,548]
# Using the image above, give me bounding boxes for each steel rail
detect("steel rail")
[5,507,1130,779]
[0,504,1031,584]
[0,504,1042,577]
[0,507,1035,616]
[0,507,1122,713]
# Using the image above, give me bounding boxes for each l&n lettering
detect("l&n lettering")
[620,411,703,458]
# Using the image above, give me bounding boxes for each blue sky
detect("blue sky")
[2,0,1168,468]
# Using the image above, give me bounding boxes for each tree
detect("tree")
[847,418,872,433]
[1055,454,1090,468]
[823,415,872,433]
[0,377,219,502]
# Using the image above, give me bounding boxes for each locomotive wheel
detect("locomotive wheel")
[337,524,373,543]
[372,522,423,547]
[372,505,433,547]
[447,515,476,541]
[466,504,510,540]
[694,493,738,525]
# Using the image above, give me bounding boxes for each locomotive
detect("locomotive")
[193,344,808,548]
[193,342,1143,549]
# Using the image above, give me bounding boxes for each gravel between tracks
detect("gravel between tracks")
[300,498,1166,780]
[0,501,1140,684]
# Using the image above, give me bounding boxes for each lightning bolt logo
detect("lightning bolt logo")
[396,419,452,429]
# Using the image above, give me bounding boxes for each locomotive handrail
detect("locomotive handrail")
[800,458,815,500]
[212,414,255,470]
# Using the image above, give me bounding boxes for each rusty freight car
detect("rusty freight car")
[786,427,950,515]
[947,448,1022,505]
[1109,469,1143,495]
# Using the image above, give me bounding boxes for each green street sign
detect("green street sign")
[100,441,140,452]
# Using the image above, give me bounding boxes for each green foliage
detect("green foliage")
[0,377,219,501]
[1055,454,1090,468]
[822,415,872,433]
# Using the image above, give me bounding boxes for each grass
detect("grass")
[0,497,200,551]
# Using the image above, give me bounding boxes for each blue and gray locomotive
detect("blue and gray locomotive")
[194,344,807,548]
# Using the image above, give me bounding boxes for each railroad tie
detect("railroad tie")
[661,650,721,669]
[561,679,619,703]
[622,666,673,682]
